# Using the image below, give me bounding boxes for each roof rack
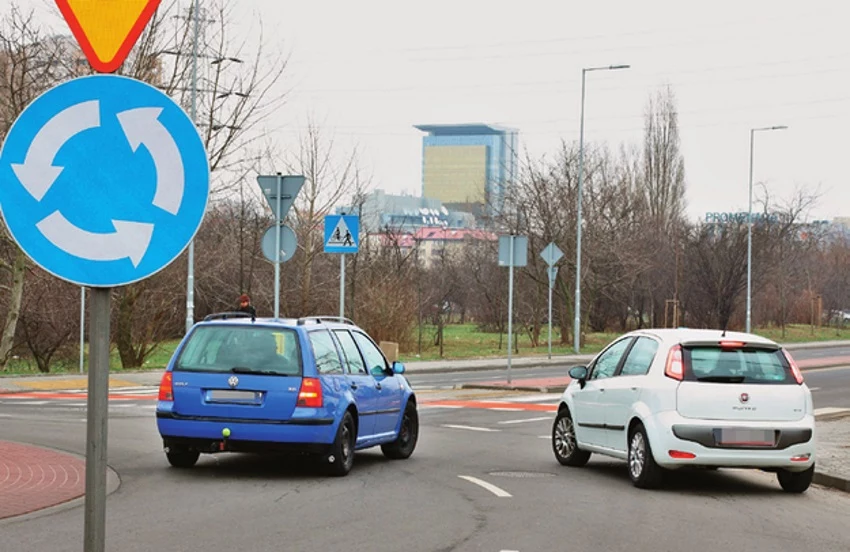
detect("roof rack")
[296,316,355,326]
[203,312,256,322]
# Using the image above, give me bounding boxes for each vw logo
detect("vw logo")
[739,392,750,403]
[228,376,239,389]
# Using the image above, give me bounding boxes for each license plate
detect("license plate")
[208,390,261,401]
[718,428,775,446]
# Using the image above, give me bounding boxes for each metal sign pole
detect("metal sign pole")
[507,236,515,384]
[84,287,110,552]
[80,286,86,373]
[274,174,281,319]
[548,264,554,360]
[339,254,345,319]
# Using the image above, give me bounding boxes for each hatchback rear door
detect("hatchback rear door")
[675,342,806,422]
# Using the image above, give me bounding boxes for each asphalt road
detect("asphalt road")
[3,394,850,551]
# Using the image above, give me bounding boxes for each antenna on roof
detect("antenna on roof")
[721,320,728,337]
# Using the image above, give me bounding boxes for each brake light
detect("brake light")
[782,349,804,385]
[158,371,173,401]
[719,340,746,348]
[665,345,684,380]
[297,377,323,408]
[668,450,696,459]
[791,454,811,462]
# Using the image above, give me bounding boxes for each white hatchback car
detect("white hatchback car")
[552,328,816,492]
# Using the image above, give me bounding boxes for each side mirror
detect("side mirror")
[392,361,405,375]
[569,366,588,388]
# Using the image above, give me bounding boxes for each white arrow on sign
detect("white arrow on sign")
[117,107,184,215]
[11,100,101,201]
[36,211,154,268]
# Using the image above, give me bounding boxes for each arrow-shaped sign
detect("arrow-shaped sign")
[12,100,100,202]
[117,107,184,215]
[36,211,154,267]
[55,0,162,73]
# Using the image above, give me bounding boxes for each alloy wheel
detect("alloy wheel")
[629,431,646,479]
[554,415,576,459]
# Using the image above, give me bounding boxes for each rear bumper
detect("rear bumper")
[157,412,338,450]
[645,411,816,471]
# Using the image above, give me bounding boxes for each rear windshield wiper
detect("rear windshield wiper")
[230,367,281,376]
[696,375,746,383]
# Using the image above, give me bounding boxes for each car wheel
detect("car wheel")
[325,411,356,476]
[381,401,419,460]
[628,423,664,489]
[165,447,200,469]
[552,408,591,467]
[777,465,814,493]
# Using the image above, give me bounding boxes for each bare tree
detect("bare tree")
[0,6,82,369]
[284,120,366,315]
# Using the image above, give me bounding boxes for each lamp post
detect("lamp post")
[574,64,629,353]
[746,125,788,334]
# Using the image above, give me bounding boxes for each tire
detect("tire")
[552,408,591,467]
[628,423,664,489]
[166,447,200,469]
[777,465,814,493]
[381,401,419,460]
[325,411,356,476]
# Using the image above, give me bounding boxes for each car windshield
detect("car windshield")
[683,345,793,384]
[175,325,302,376]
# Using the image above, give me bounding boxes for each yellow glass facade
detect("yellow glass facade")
[422,145,487,205]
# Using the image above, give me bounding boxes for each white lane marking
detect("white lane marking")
[538,435,549,439]
[442,424,500,432]
[64,402,87,407]
[504,393,562,403]
[108,403,135,408]
[421,405,463,410]
[808,387,820,391]
[498,416,552,425]
[458,475,512,498]
[488,407,524,412]
[2,400,50,405]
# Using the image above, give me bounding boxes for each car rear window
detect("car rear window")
[682,345,793,384]
[175,326,302,375]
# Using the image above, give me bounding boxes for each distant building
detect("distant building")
[414,123,519,218]
[372,226,498,269]
[336,189,475,233]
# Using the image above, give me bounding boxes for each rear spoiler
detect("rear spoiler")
[679,340,781,351]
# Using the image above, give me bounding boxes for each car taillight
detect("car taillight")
[297,377,323,408]
[665,344,684,381]
[782,349,804,385]
[719,340,746,348]
[158,371,173,401]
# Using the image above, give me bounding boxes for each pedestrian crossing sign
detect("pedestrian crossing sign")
[324,214,359,254]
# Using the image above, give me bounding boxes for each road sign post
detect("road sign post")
[84,287,110,552]
[540,242,564,360]
[498,235,528,384]
[324,214,360,319]
[256,174,305,318]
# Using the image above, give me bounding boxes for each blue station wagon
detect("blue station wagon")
[155,314,419,476]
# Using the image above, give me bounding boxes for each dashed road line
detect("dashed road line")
[458,475,512,498]
[442,424,500,432]
[498,416,551,425]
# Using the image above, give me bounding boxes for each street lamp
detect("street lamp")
[746,125,788,334]
[574,64,630,353]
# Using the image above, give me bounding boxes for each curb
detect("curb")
[813,472,850,493]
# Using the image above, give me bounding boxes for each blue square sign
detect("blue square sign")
[324,215,359,254]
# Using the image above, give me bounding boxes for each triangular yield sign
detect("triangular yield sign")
[55,0,162,73]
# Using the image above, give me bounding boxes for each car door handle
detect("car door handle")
[631,387,638,391]
[598,388,605,392]
[376,383,382,391]
[350,383,358,390]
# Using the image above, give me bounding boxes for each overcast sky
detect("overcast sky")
[17,0,850,223]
